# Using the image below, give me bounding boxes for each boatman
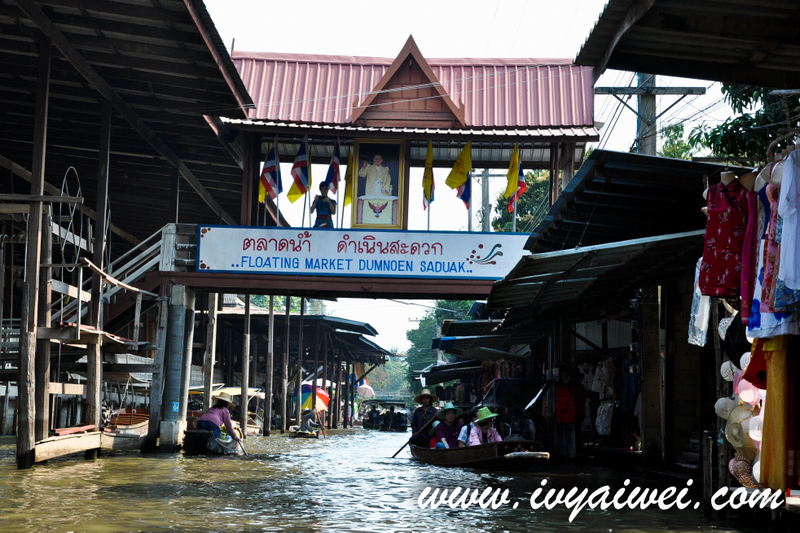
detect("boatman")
[408,388,439,447]
[300,408,320,433]
[196,391,241,442]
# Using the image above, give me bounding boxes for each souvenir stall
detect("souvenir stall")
[694,135,800,494]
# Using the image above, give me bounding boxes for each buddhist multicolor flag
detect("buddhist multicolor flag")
[505,144,527,213]
[287,140,311,203]
[445,141,472,191]
[258,141,282,202]
[323,140,341,194]
[422,140,434,210]
[343,148,354,207]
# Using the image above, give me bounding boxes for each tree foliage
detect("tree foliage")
[367,359,410,395]
[658,124,697,160]
[404,300,474,395]
[490,170,550,233]
[249,295,326,315]
[689,85,800,162]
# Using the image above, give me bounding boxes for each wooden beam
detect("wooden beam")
[14,0,236,225]
[594,0,657,83]
[0,154,140,246]
[48,382,85,396]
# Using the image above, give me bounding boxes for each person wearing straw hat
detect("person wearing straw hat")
[300,408,320,433]
[469,407,502,445]
[409,388,439,448]
[433,402,463,449]
[196,392,241,441]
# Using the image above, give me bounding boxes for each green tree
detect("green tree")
[689,85,800,164]
[405,300,474,395]
[658,124,697,160]
[249,295,326,315]
[367,360,410,396]
[490,170,549,233]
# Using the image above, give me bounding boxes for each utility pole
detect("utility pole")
[595,74,705,156]
[481,169,491,232]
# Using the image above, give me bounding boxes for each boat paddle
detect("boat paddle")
[238,438,248,456]
[391,413,437,458]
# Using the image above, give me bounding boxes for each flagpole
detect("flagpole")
[427,200,430,231]
[467,171,472,232]
[512,191,518,233]
[275,137,281,227]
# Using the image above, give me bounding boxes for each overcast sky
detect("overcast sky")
[204,0,733,352]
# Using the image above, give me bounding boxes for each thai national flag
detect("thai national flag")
[323,140,340,195]
[259,143,282,201]
[456,174,471,209]
[287,140,310,203]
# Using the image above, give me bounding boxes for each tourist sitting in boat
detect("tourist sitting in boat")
[300,408,320,433]
[409,388,439,448]
[469,407,503,445]
[433,402,463,449]
[428,421,441,448]
[369,405,380,425]
[196,392,241,441]
[381,406,396,429]
[457,407,480,447]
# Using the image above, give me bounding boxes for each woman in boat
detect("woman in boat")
[409,388,439,447]
[300,408,320,433]
[433,402,463,449]
[428,421,441,448]
[469,407,502,445]
[457,407,480,447]
[196,392,241,442]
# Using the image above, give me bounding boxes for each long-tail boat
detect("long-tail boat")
[409,439,549,470]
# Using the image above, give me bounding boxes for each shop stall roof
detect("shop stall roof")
[481,379,553,412]
[574,0,800,88]
[525,150,738,253]
[0,0,254,247]
[440,319,504,337]
[489,230,705,324]
[420,360,483,386]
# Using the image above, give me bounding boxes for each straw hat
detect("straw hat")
[474,406,499,425]
[212,391,234,405]
[414,388,439,404]
[720,361,737,382]
[429,420,440,437]
[714,397,738,420]
[437,402,463,419]
[725,404,758,461]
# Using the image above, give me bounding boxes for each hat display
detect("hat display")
[474,406,499,425]
[437,402,463,419]
[720,361,737,382]
[414,388,439,404]
[714,397,738,420]
[429,420,440,437]
[212,391,234,405]
[725,404,758,461]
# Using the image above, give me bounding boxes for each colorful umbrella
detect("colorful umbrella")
[295,383,331,412]
[356,383,375,398]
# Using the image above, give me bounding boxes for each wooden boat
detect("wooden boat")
[103,408,149,436]
[379,419,409,432]
[409,440,549,470]
[183,429,243,456]
[362,421,381,430]
[288,425,320,439]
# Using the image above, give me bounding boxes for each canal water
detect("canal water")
[0,429,764,532]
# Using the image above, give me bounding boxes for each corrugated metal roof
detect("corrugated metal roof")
[232,52,594,129]
[575,0,800,88]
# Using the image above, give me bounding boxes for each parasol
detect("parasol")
[356,383,375,398]
[295,383,331,412]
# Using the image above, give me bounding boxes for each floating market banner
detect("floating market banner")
[196,226,528,280]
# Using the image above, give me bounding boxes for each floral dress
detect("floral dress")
[699,180,750,296]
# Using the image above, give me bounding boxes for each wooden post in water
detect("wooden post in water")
[35,209,52,441]
[17,38,51,469]
[295,298,305,428]
[322,329,329,429]
[240,295,250,435]
[281,297,290,433]
[333,347,342,429]
[263,295,275,436]
[202,293,218,412]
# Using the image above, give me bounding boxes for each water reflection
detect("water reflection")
[0,430,764,532]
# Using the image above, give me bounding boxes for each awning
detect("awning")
[525,150,739,253]
[574,0,800,88]
[481,379,553,412]
[420,360,483,386]
[489,230,705,323]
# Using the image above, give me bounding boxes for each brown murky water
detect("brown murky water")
[0,429,764,532]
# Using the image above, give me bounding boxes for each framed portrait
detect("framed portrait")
[350,139,406,229]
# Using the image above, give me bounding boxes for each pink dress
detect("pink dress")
[761,182,781,310]
[469,425,502,445]
[700,180,750,297]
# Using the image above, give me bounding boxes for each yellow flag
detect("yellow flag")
[343,148,354,207]
[445,141,472,189]
[504,144,520,199]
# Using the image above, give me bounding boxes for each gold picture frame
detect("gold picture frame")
[350,139,406,229]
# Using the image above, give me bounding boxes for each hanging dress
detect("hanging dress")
[699,180,750,297]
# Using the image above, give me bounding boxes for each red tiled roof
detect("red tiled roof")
[233,51,594,129]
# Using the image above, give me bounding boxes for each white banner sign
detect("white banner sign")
[197,226,528,280]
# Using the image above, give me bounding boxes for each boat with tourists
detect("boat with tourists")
[409,440,549,470]
[361,399,409,432]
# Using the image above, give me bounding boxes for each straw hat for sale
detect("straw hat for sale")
[414,388,439,404]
